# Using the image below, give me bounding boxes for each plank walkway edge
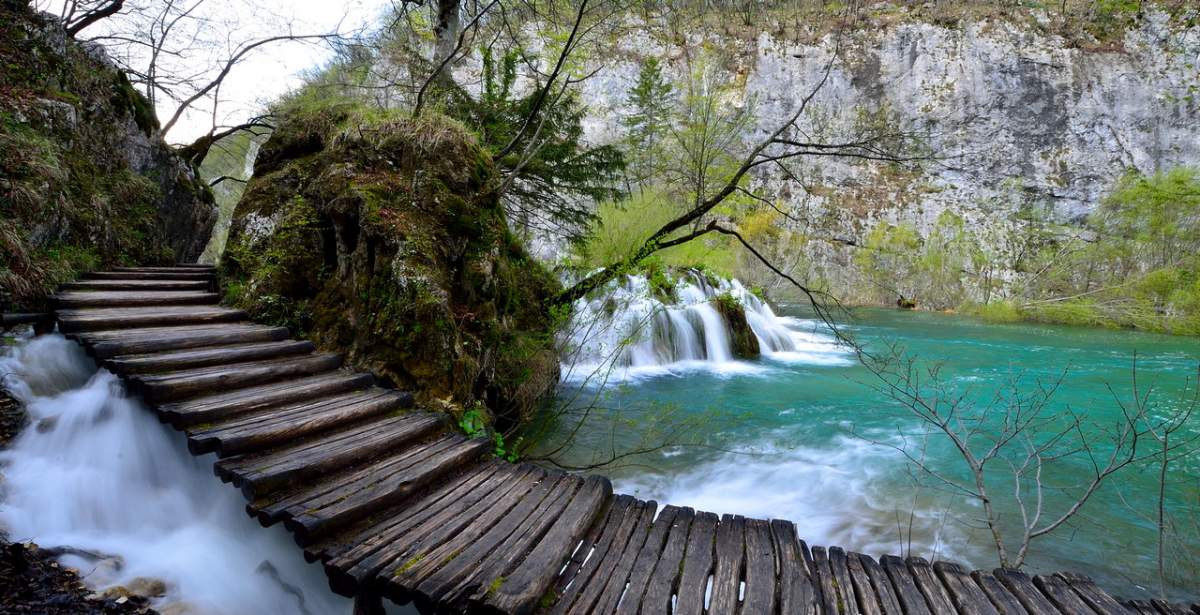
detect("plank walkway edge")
[45,266,1199,615]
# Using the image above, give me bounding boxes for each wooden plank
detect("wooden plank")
[1054,572,1133,615]
[482,475,612,615]
[829,547,862,615]
[614,505,682,615]
[188,389,415,457]
[1121,600,1156,615]
[280,436,490,541]
[106,340,315,375]
[675,511,718,615]
[158,372,373,426]
[416,474,581,608]
[934,562,1000,615]
[742,518,779,615]
[84,270,214,280]
[772,521,819,615]
[635,507,695,615]
[111,265,214,273]
[1151,600,1193,615]
[906,557,957,614]
[326,463,529,597]
[993,569,1064,615]
[553,499,655,615]
[846,552,884,615]
[812,547,841,615]
[216,412,444,497]
[58,305,244,332]
[1033,574,1099,614]
[552,495,625,597]
[881,555,933,615]
[133,353,343,402]
[61,279,211,291]
[83,324,292,358]
[386,467,554,598]
[709,514,746,615]
[855,553,904,615]
[970,570,1029,615]
[54,290,219,308]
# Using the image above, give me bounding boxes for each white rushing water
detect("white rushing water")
[561,271,851,380]
[0,334,352,615]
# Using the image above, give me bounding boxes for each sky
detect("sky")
[35,0,395,143]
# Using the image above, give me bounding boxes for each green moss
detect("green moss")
[110,72,160,136]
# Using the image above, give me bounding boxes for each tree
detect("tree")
[622,57,674,185]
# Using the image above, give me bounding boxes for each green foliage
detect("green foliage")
[459,405,521,462]
[623,57,674,184]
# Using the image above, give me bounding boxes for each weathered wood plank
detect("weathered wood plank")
[106,340,315,375]
[674,511,718,615]
[830,547,863,615]
[84,270,214,280]
[1054,572,1132,615]
[635,507,695,615]
[881,555,934,615]
[61,279,211,291]
[58,305,243,332]
[993,569,1064,615]
[906,557,957,614]
[812,547,841,615]
[1150,600,1192,615]
[1122,600,1158,615]
[82,324,292,358]
[614,505,682,615]
[159,372,373,426]
[741,518,779,615]
[482,475,612,615]
[326,463,527,597]
[281,436,490,541]
[216,412,443,497]
[133,353,343,402]
[554,499,655,615]
[1034,574,1099,614]
[773,520,819,615]
[934,562,1000,615]
[54,290,219,308]
[970,570,1030,615]
[188,389,414,457]
[111,265,214,273]
[846,551,884,615]
[855,553,904,615]
[710,514,746,615]
[552,495,625,598]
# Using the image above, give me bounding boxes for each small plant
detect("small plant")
[458,403,521,462]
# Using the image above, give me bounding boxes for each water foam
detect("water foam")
[0,335,351,615]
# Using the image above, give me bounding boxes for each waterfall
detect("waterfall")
[561,271,850,380]
[0,334,352,615]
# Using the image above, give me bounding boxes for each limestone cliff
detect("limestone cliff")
[0,0,217,310]
[222,102,560,428]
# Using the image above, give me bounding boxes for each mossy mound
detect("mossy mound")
[0,2,216,310]
[713,292,759,359]
[223,102,561,428]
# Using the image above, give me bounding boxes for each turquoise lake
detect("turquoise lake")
[540,307,1200,601]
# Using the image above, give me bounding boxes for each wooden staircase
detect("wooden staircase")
[48,265,1199,615]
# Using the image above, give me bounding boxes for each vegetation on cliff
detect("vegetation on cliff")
[0,1,215,310]
[222,99,561,429]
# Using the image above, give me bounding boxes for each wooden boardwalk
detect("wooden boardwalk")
[50,265,1199,615]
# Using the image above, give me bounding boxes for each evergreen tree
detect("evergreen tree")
[622,57,674,185]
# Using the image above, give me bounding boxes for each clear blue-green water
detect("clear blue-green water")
[541,307,1200,601]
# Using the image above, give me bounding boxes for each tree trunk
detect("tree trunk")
[433,0,461,64]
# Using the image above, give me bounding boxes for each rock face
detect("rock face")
[576,8,1200,301]
[0,1,217,309]
[222,103,560,428]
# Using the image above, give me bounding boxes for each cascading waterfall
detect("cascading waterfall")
[562,271,850,380]
[0,334,352,615]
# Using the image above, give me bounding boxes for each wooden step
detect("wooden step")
[157,372,374,427]
[85,270,214,281]
[60,279,212,292]
[105,340,315,375]
[130,353,343,403]
[57,306,246,333]
[112,265,215,273]
[54,290,220,308]
[78,323,291,358]
[251,434,490,542]
[216,411,444,497]
[187,388,415,457]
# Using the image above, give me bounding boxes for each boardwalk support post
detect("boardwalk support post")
[352,589,386,615]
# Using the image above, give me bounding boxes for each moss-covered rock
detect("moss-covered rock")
[223,102,560,429]
[714,292,759,359]
[0,2,217,310]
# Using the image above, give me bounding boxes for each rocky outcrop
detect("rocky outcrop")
[0,1,217,310]
[222,103,560,428]
[575,7,1200,301]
